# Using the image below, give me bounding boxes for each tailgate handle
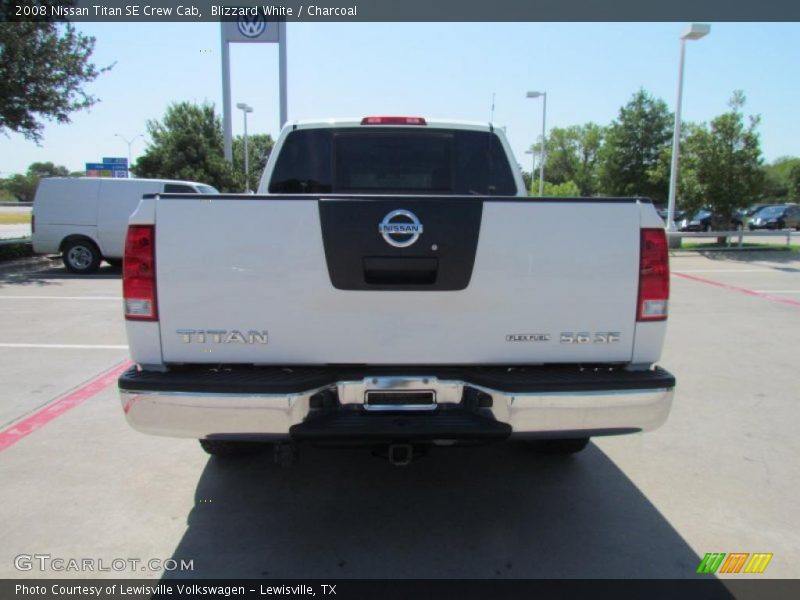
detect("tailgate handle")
[363,257,438,285]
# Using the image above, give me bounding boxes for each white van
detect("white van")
[32,177,218,273]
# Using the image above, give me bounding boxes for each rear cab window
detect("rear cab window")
[163,184,196,193]
[268,127,517,195]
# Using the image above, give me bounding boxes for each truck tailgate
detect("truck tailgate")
[155,197,641,365]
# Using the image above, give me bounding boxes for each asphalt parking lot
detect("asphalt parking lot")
[0,251,798,580]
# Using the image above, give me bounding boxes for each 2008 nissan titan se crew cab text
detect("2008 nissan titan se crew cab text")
[118,116,675,465]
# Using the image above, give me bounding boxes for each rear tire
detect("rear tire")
[199,439,266,458]
[62,239,102,274]
[526,437,590,455]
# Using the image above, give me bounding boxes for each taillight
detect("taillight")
[361,116,427,125]
[31,214,35,234]
[637,228,669,321]
[123,225,157,321]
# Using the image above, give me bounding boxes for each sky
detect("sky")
[1,22,799,177]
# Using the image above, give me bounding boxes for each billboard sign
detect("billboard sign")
[86,162,129,178]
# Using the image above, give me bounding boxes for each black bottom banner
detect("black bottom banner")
[4,579,800,600]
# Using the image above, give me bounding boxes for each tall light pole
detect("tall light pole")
[236,102,253,193]
[666,23,710,233]
[114,133,143,176]
[526,91,547,196]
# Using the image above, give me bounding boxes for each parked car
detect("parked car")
[678,210,743,232]
[744,203,779,218]
[748,204,800,230]
[657,208,686,224]
[33,177,218,273]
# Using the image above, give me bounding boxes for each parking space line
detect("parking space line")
[0,359,134,452]
[674,273,800,309]
[0,296,120,300]
[0,343,128,349]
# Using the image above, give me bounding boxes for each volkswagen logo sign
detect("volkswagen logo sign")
[237,15,267,38]
[378,209,424,248]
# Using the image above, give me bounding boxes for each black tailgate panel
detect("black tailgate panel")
[318,198,483,290]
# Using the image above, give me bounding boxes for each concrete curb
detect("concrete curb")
[0,237,31,247]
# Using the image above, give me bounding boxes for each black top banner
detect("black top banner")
[2,0,800,22]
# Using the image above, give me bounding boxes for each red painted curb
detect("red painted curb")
[674,272,800,309]
[0,360,134,452]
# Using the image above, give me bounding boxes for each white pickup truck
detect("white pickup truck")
[118,117,674,465]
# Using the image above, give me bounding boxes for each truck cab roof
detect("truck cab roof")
[285,118,503,133]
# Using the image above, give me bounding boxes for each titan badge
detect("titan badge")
[176,330,268,344]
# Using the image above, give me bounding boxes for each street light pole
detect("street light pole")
[539,93,547,196]
[236,102,254,192]
[114,133,143,176]
[666,23,710,233]
[526,91,547,196]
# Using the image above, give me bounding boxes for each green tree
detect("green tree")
[537,123,604,196]
[0,3,113,142]
[520,169,533,195]
[760,156,800,201]
[600,89,673,201]
[542,180,581,197]
[231,133,274,192]
[134,102,238,191]
[680,91,763,225]
[1,161,70,202]
[135,102,274,192]
[789,163,800,201]
[650,121,703,216]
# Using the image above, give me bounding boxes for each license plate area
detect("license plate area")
[337,377,462,411]
[365,390,436,411]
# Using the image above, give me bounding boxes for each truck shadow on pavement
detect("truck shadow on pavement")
[166,441,723,581]
[0,261,121,288]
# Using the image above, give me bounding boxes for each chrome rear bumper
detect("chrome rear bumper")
[119,367,674,440]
